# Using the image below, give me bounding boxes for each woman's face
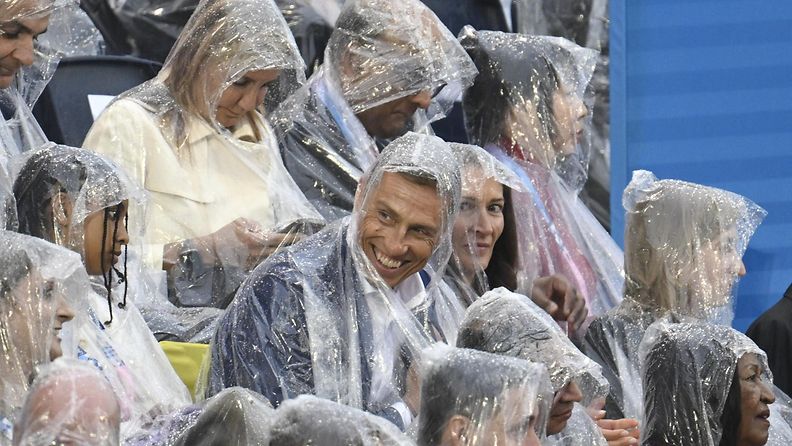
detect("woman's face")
[452,173,505,284]
[4,271,75,375]
[735,353,775,446]
[695,227,746,306]
[82,201,129,276]
[215,68,280,128]
[547,381,582,435]
[550,84,586,156]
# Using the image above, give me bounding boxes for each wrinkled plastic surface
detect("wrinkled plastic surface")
[124,387,274,445]
[82,0,323,322]
[270,395,412,445]
[0,230,85,434]
[13,358,120,445]
[445,142,523,302]
[459,287,608,407]
[584,170,767,420]
[457,287,608,444]
[272,0,477,220]
[460,27,623,318]
[640,321,773,446]
[0,0,77,163]
[11,143,192,438]
[417,344,551,446]
[207,132,464,430]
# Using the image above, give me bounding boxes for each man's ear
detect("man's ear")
[51,191,72,228]
[443,415,471,446]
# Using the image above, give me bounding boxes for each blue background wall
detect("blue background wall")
[609,0,792,331]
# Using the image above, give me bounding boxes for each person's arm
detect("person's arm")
[207,260,313,404]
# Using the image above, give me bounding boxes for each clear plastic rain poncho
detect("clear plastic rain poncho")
[445,142,523,304]
[11,143,192,438]
[417,344,552,446]
[12,358,120,446]
[0,0,73,163]
[271,0,477,220]
[639,321,785,446]
[0,230,85,443]
[125,387,276,446]
[460,27,624,318]
[457,287,608,445]
[82,0,324,315]
[207,132,463,430]
[269,395,413,445]
[584,170,767,420]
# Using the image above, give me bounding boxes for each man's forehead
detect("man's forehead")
[2,0,53,23]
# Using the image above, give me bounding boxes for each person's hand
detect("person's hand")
[530,274,588,330]
[596,418,640,446]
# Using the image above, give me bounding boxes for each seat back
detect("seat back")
[32,55,161,147]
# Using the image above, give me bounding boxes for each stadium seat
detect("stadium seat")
[32,55,161,147]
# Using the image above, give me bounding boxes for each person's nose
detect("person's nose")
[738,259,747,277]
[116,221,130,247]
[760,380,777,404]
[13,35,36,67]
[410,90,432,110]
[474,211,495,238]
[382,228,409,257]
[238,87,260,113]
[561,381,583,403]
[55,295,76,324]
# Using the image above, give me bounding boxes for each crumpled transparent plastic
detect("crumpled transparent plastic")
[417,344,552,446]
[271,0,477,220]
[0,230,85,434]
[11,143,191,438]
[0,0,79,163]
[640,321,777,446]
[584,170,767,420]
[460,26,623,319]
[445,142,524,304]
[457,287,609,445]
[206,132,464,429]
[82,0,324,319]
[13,358,120,446]
[124,387,275,446]
[270,395,413,445]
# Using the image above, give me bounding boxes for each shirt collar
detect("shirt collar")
[186,113,260,146]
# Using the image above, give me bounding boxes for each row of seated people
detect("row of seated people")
[0,0,789,445]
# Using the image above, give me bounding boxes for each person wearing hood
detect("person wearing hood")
[445,141,588,333]
[417,344,552,446]
[584,170,766,421]
[458,287,639,446]
[83,0,323,313]
[12,358,121,446]
[0,230,79,445]
[271,0,478,220]
[460,27,624,321]
[12,144,192,438]
[640,321,780,446]
[207,132,464,430]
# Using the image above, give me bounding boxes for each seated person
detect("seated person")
[0,230,77,444]
[268,395,411,445]
[13,144,192,436]
[13,358,120,446]
[747,282,792,396]
[272,0,477,219]
[83,0,323,311]
[460,27,624,319]
[207,132,464,430]
[125,387,275,446]
[446,141,587,331]
[458,287,639,446]
[418,344,551,446]
[641,321,777,446]
[584,170,766,420]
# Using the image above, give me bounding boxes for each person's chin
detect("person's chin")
[50,338,63,360]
